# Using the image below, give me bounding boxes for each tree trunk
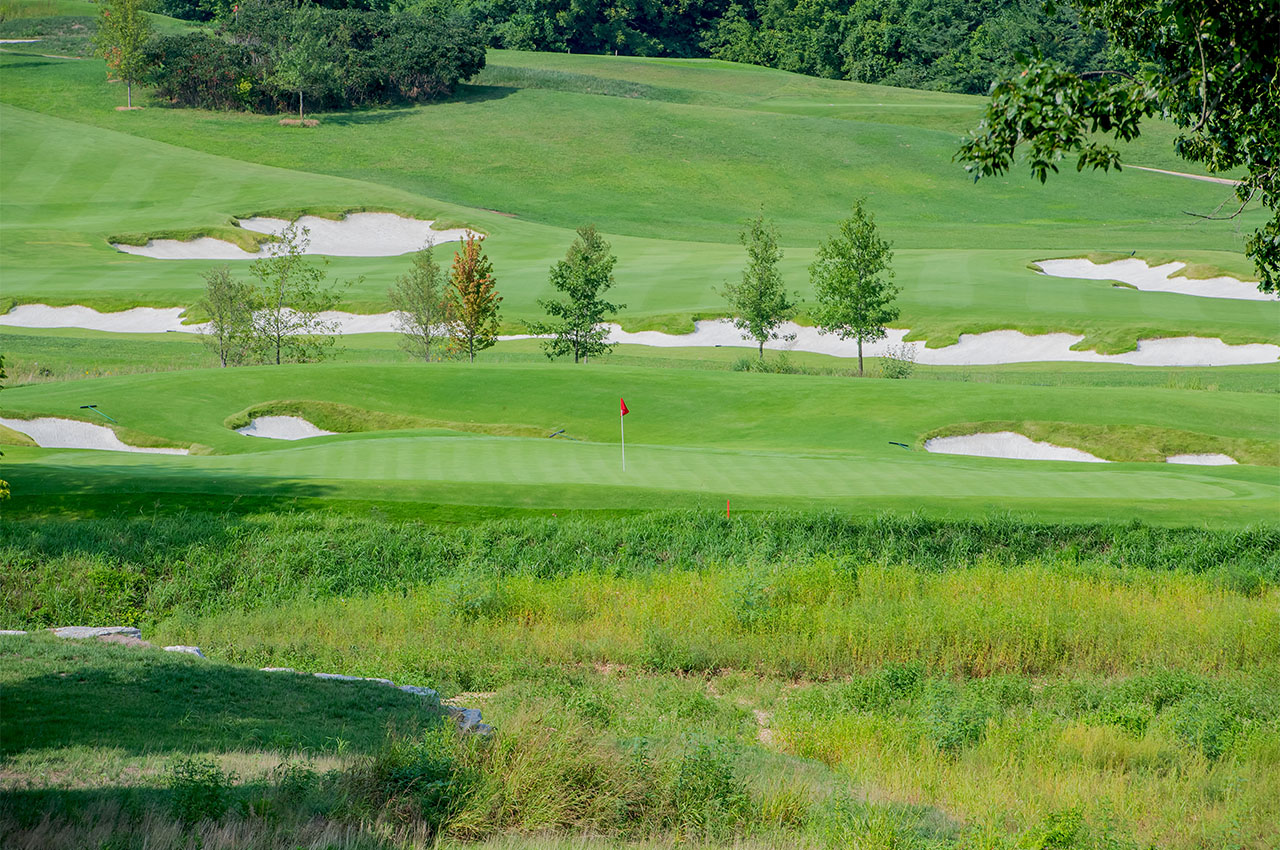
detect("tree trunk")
[857,336,864,376]
[299,90,304,120]
[126,80,132,108]
[758,340,764,359]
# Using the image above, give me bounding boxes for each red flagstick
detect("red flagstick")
[620,397,629,472]
[726,498,730,519]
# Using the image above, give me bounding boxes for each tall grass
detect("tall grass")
[4,511,1277,630]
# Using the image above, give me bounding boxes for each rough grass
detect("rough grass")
[923,420,1280,466]
[4,511,1277,633]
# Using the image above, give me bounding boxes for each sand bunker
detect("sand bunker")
[601,321,1280,367]
[924,432,1109,463]
[0,417,188,454]
[1036,258,1276,301]
[112,213,477,260]
[0,304,194,333]
[236,416,336,440]
[1166,453,1238,465]
[5,307,1277,367]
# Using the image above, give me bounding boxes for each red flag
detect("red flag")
[620,398,629,416]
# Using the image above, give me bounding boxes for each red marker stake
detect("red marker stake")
[726,498,730,519]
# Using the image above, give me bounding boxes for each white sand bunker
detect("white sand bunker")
[602,321,1280,367]
[1037,258,1276,301]
[0,304,193,333]
[924,432,1109,463]
[5,308,1278,367]
[0,417,188,454]
[112,213,478,260]
[236,416,336,440]
[1166,453,1238,465]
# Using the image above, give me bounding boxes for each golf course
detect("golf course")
[1,0,1278,846]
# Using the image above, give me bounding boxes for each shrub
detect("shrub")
[344,725,471,830]
[879,342,917,379]
[660,741,749,838]
[143,32,261,111]
[169,755,236,825]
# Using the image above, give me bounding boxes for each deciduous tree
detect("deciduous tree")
[389,243,449,362]
[95,0,153,108]
[268,4,335,120]
[446,235,501,363]
[249,223,341,365]
[718,212,796,359]
[197,266,255,367]
[956,0,1278,292]
[532,225,625,364]
[810,199,898,376]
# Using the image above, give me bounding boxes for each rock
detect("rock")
[0,630,28,636]
[450,707,485,731]
[399,684,439,699]
[260,667,297,673]
[99,634,152,649]
[164,645,205,658]
[313,672,395,685]
[52,626,141,639]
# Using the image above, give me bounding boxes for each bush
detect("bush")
[879,342,917,379]
[344,725,471,830]
[660,741,749,838]
[169,755,236,825]
[143,32,261,111]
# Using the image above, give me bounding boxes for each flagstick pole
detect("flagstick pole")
[621,409,626,472]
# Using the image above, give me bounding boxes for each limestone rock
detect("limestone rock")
[164,645,206,658]
[0,630,28,636]
[52,626,141,639]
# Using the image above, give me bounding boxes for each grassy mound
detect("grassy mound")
[223,399,552,439]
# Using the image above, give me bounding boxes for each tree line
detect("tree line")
[147,0,1113,96]
[203,204,901,376]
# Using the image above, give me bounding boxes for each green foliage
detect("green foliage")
[810,199,898,375]
[198,266,255,368]
[143,1,486,113]
[169,755,236,825]
[344,725,471,830]
[266,3,336,120]
[661,741,749,838]
[389,244,450,362]
[532,225,624,363]
[249,223,343,365]
[958,1,1278,291]
[718,212,795,358]
[93,0,151,107]
[878,342,916,379]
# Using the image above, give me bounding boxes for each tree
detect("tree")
[446,235,501,363]
[718,212,796,359]
[268,4,335,120]
[809,200,898,376]
[531,225,625,364]
[197,266,255,367]
[95,0,153,108]
[249,223,341,365]
[389,243,449,362]
[956,0,1278,292]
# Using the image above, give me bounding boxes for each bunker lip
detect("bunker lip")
[3,307,1278,367]
[111,213,479,259]
[236,416,337,440]
[1036,257,1277,302]
[924,432,1109,463]
[0,417,188,454]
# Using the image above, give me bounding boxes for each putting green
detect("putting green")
[2,363,1276,523]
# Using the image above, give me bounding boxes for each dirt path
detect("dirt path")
[1127,164,1242,186]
